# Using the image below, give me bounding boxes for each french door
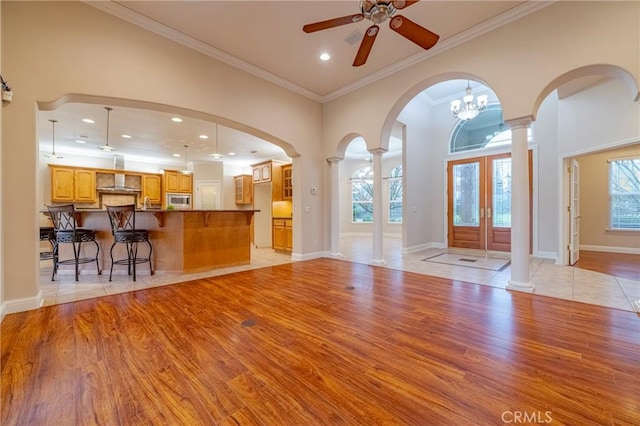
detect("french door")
[447,152,532,252]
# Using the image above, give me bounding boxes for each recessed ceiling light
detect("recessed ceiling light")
[81,118,95,124]
[173,153,181,157]
[171,117,183,123]
[121,134,132,139]
[228,152,236,156]
[320,53,331,61]
[199,134,208,139]
[74,139,87,144]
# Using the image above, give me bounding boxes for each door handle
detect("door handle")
[487,208,492,219]
[480,208,484,219]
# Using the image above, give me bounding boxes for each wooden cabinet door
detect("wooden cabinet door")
[285,220,293,251]
[282,165,292,199]
[272,219,286,250]
[73,169,96,202]
[51,167,75,202]
[178,173,192,193]
[165,171,179,192]
[143,175,162,203]
[234,175,252,205]
[260,164,271,182]
[234,176,244,204]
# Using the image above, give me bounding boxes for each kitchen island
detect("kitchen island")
[46,209,258,274]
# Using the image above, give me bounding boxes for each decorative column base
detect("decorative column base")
[633,300,640,313]
[506,280,535,293]
[370,259,386,266]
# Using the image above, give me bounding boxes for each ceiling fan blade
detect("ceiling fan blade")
[303,14,364,33]
[392,0,420,9]
[353,25,379,67]
[389,15,439,50]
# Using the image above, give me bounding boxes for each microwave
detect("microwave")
[166,193,192,210]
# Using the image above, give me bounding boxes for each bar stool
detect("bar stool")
[39,226,56,264]
[46,204,101,281]
[106,204,153,282]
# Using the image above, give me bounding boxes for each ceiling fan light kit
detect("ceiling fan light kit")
[303,0,439,67]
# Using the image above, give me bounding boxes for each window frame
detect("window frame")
[608,156,640,230]
[351,166,374,223]
[387,165,403,224]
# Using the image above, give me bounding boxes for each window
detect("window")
[352,166,373,223]
[388,165,403,223]
[449,104,532,154]
[609,157,640,229]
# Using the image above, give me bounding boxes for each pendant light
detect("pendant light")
[209,124,223,160]
[182,144,193,174]
[44,119,63,159]
[98,106,116,151]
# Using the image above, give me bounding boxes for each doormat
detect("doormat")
[422,253,510,271]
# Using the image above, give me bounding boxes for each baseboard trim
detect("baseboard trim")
[1,291,44,320]
[580,245,640,255]
[292,250,328,261]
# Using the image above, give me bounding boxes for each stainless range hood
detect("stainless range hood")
[96,154,141,193]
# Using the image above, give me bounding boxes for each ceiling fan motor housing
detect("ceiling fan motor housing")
[361,0,397,24]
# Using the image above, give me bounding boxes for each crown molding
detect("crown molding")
[86,1,554,104]
[321,1,556,102]
[85,1,323,103]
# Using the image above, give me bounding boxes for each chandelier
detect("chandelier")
[450,81,488,121]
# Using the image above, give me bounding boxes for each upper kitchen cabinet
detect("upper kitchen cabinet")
[282,164,292,200]
[142,174,162,204]
[163,170,192,194]
[252,161,273,183]
[234,175,253,205]
[50,165,96,203]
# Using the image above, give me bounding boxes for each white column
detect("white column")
[370,148,387,265]
[327,157,343,257]
[506,117,535,293]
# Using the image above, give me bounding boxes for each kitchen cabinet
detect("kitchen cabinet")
[74,169,96,202]
[272,218,292,252]
[50,166,96,202]
[234,175,253,205]
[143,174,162,203]
[282,164,292,200]
[252,161,272,183]
[164,170,192,194]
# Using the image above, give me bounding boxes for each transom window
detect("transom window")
[609,157,640,230]
[450,104,532,154]
[351,166,373,223]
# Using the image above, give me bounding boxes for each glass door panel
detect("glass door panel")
[487,154,512,251]
[448,157,486,250]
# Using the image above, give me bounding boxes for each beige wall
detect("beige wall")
[1,1,323,307]
[322,1,639,160]
[577,145,640,252]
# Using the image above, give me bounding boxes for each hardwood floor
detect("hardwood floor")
[3,258,639,425]
[575,250,640,281]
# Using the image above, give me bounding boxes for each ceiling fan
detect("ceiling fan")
[303,0,439,67]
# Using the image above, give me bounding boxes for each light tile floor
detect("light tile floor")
[40,237,640,312]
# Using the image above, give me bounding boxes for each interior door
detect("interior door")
[448,157,486,250]
[569,159,580,265]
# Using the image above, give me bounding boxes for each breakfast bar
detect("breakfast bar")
[47,209,258,274]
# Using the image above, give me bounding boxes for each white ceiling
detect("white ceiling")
[39,1,546,167]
